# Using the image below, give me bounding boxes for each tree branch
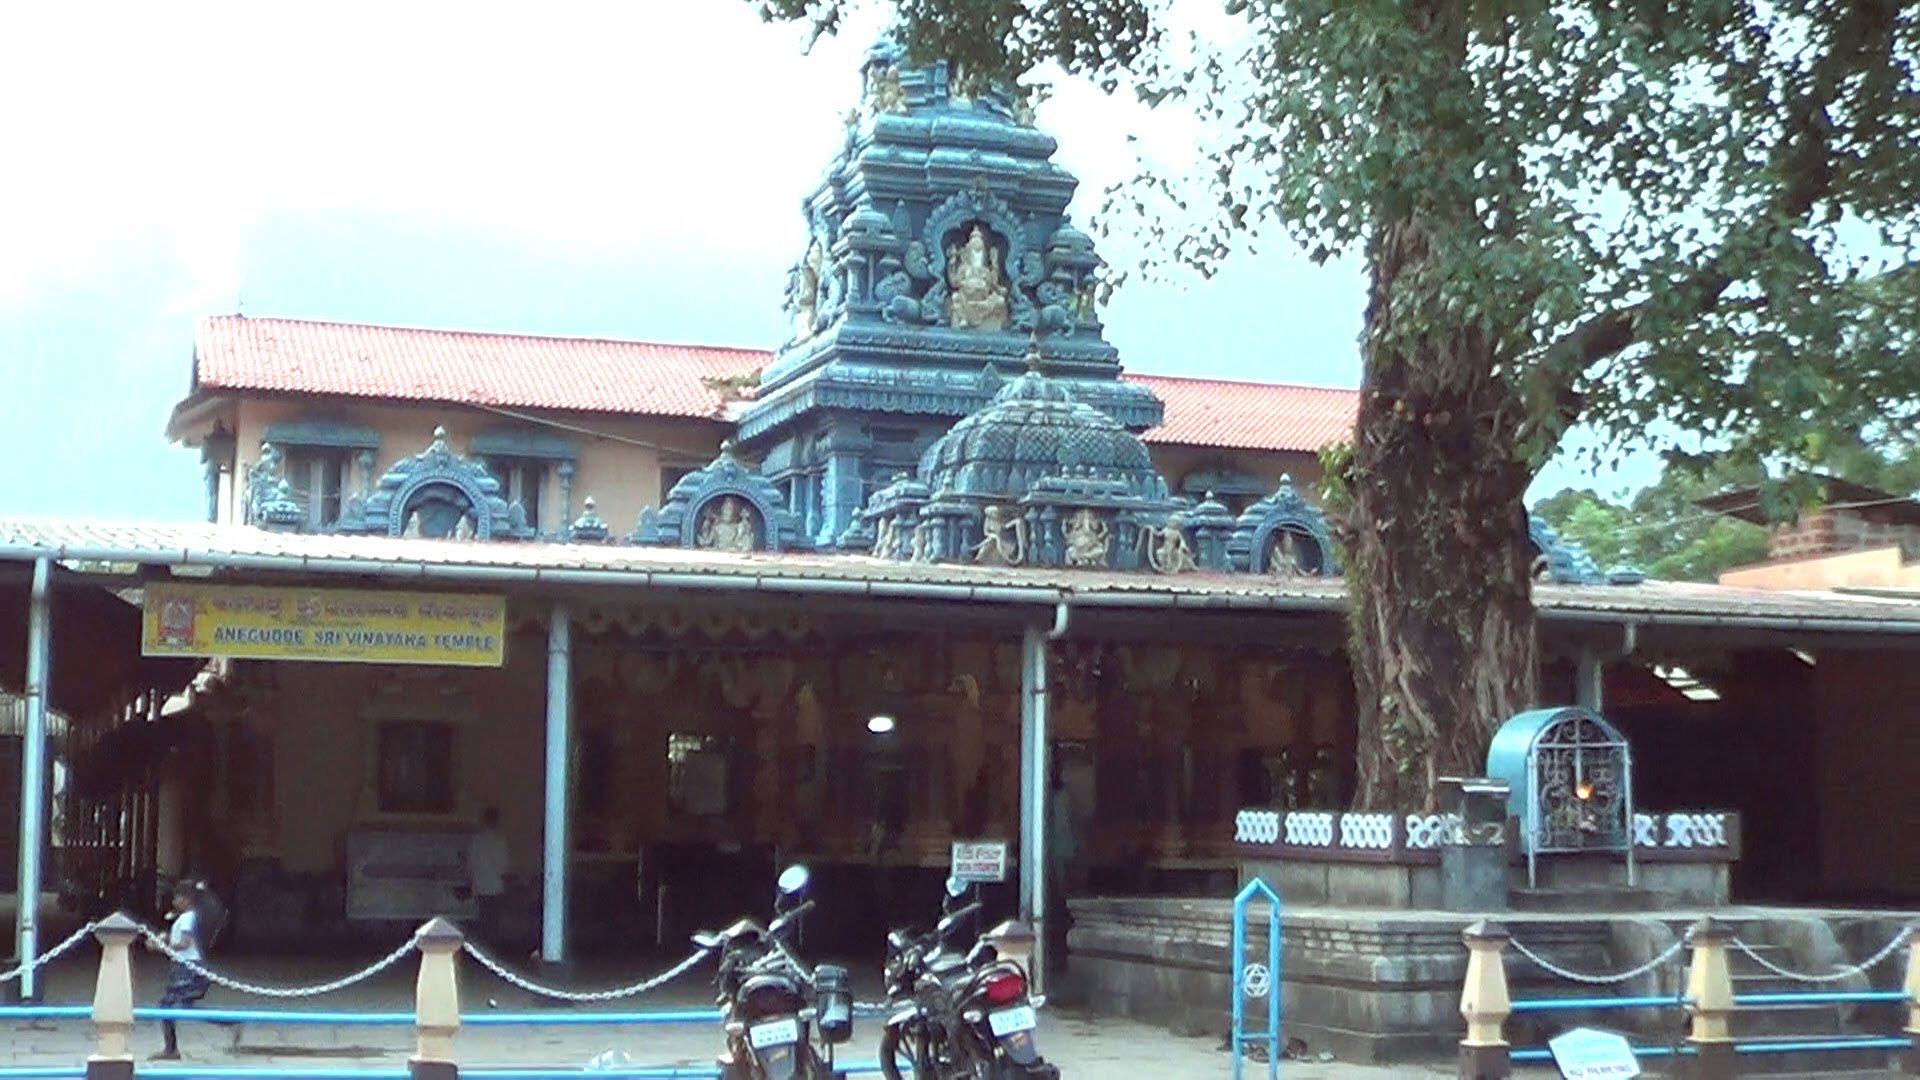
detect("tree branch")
[1526,0,1897,433]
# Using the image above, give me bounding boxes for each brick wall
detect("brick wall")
[1766,508,1920,560]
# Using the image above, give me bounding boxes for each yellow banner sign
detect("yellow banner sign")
[143,584,507,667]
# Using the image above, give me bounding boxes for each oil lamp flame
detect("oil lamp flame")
[1575,782,1594,801]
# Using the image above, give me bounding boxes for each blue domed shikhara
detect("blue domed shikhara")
[919,368,1170,505]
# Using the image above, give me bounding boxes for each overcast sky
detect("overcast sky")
[0,1,1645,522]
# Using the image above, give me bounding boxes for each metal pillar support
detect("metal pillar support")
[1230,878,1282,1080]
[14,556,53,1002]
[1018,622,1050,996]
[1574,647,1603,712]
[541,602,573,965]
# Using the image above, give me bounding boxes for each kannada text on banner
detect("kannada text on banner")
[143,583,507,667]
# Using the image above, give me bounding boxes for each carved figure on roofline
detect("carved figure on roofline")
[1267,527,1325,577]
[696,496,759,553]
[791,240,825,342]
[973,504,1027,566]
[946,225,1010,331]
[872,516,897,559]
[869,67,906,114]
[1063,508,1112,568]
[1142,514,1199,574]
[910,521,933,563]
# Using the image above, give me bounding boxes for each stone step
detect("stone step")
[1508,886,1682,913]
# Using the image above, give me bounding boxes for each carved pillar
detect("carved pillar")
[557,461,576,536]
[1457,921,1511,1080]
[1683,917,1737,1080]
[819,423,872,548]
[1902,921,1918,1075]
[410,917,462,1080]
[86,914,139,1080]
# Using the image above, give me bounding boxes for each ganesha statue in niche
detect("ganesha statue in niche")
[946,225,1011,331]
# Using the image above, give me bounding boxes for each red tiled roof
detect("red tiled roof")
[187,315,1358,453]
[1130,373,1356,454]
[192,315,764,421]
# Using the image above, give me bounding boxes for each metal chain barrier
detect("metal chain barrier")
[1508,936,1687,986]
[461,941,715,1003]
[139,924,419,998]
[0,920,103,986]
[1729,927,1914,985]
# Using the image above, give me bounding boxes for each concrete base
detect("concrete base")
[1240,855,1730,912]
[1065,894,1919,1066]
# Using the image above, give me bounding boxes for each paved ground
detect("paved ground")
[2,950,1454,1078]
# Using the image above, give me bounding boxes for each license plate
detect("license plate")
[749,1017,800,1049]
[988,1005,1036,1036]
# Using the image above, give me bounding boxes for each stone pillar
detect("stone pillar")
[1458,921,1511,1080]
[411,917,463,1080]
[86,913,139,1080]
[1684,917,1738,1080]
[818,423,872,548]
[1904,922,1919,1076]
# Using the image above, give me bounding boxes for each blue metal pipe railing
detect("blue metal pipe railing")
[1509,995,1682,1013]
[0,1004,895,1026]
[1735,990,1909,1006]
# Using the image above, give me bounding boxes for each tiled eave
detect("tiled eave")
[3,519,1920,634]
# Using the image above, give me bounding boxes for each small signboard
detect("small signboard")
[950,839,1009,884]
[1547,1028,1640,1079]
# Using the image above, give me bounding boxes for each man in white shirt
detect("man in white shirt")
[470,807,509,944]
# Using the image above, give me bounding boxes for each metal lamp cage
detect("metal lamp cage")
[1486,706,1636,889]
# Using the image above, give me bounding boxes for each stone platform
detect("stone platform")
[1062,897,1917,1067]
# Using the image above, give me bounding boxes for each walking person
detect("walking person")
[149,880,216,1060]
[470,807,509,946]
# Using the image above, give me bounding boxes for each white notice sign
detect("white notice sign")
[950,839,1009,884]
[1547,1028,1640,1079]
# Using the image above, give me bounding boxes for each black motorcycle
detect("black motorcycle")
[878,877,1058,1080]
[694,865,854,1080]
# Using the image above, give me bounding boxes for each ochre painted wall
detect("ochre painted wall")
[226,398,729,536]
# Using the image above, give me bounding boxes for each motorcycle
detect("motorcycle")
[693,864,854,1080]
[878,877,1058,1080]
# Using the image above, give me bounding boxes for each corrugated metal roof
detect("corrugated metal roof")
[186,316,1360,454]
[4,519,1920,631]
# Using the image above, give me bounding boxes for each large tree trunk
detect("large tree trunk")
[1345,218,1539,811]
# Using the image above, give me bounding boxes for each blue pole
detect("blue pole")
[1231,879,1250,1080]
[14,557,52,1001]
[1266,881,1281,1080]
[542,600,572,965]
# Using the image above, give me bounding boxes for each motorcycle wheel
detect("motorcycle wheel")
[878,1026,907,1080]
[880,1022,945,1080]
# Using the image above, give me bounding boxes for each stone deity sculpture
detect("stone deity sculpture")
[791,240,824,342]
[946,225,1011,331]
[1143,515,1198,574]
[1267,529,1319,577]
[871,516,897,559]
[1063,508,1112,568]
[869,67,906,114]
[972,504,1026,566]
[696,496,758,553]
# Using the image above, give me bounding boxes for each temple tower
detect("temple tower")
[733,36,1165,548]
